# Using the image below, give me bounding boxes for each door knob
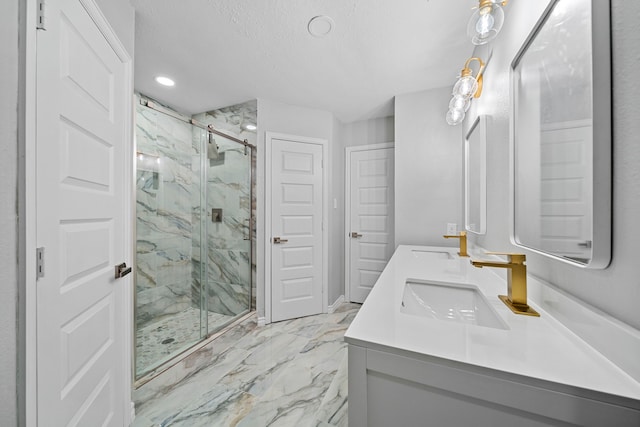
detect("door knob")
[114,262,132,279]
[351,232,363,238]
[273,237,289,244]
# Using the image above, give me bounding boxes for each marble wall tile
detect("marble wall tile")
[136,284,192,328]
[154,115,196,156]
[207,248,251,287]
[206,247,251,316]
[207,279,251,317]
[194,100,257,313]
[136,105,159,154]
[136,95,197,330]
[135,250,158,292]
[195,100,258,147]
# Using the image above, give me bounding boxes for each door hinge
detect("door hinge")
[36,247,45,279]
[37,0,47,30]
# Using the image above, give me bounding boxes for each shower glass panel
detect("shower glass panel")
[134,99,252,380]
[203,134,252,330]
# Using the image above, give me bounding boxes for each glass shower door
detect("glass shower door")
[134,102,206,378]
[134,97,254,382]
[203,133,252,335]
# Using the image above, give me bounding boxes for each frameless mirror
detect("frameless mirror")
[511,0,611,268]
[465,116,486,235]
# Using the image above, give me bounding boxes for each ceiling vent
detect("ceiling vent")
[307,15,335,38]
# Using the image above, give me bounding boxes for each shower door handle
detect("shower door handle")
[243,218,251,241]
[273,237,288,244]
[114,262,132,279]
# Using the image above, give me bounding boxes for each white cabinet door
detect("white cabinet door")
[36,0,129,424]
[347,147,394,303]
[270,138,324,322]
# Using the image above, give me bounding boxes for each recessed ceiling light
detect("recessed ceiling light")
[155,76,175,87]
[244,123,257,131]
[308,16,335,38]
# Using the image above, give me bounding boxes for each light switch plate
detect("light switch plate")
[446,223,457,235]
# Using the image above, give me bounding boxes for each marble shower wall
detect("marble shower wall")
[136,96,256,335]
[135,99,201,330]
[193,100,258,314]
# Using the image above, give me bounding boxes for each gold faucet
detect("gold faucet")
[470,252,540,317]
[443,231,468,257]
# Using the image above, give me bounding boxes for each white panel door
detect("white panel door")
[271,139,324,322]
[36,0,128,425]
[540,124,592,261]
[348,147,394,303]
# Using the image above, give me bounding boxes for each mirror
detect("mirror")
[511,0,611,268]
[465,116,486,235]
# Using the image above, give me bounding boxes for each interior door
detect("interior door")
[348,147,394,303]
[36,0,129,424]
[540,124,592,261]
[271,138,324,322]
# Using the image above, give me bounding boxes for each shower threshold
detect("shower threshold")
[134,309,255,388]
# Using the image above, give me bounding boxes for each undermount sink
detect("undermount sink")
[401,279,508,330]
[411,249,454,260]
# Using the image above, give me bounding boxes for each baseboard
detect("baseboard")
[257,316,267,326]
[130,401,135,423]
[327,295,345,314]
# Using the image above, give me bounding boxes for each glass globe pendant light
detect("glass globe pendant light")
[453,74,479,99]
[446,57,485,126]
[467,0,508,45]
[446,108,465,126]
[453,57,485,100]
[449,95,471,112]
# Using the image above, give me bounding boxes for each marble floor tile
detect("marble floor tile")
[133,303,361,427]
[136,307,244,377]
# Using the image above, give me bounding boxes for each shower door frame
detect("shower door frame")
[133,98,256,385]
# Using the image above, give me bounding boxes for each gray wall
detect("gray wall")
[465,0,640,330]
[394,86,464,247]
[342,116,395,148]
[0,0,20,423]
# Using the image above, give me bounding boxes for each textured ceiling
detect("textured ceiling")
[131,0,475,122]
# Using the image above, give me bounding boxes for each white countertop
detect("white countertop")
[344,245,640,402]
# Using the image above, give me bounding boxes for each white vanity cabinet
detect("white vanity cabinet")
[345,245,640,427]
[348,344,640,427]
